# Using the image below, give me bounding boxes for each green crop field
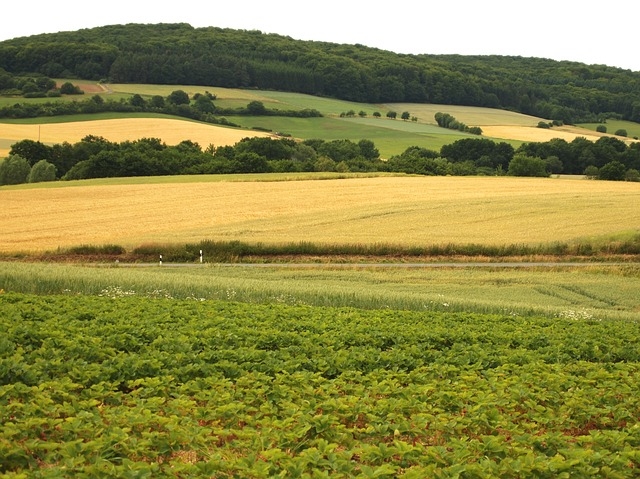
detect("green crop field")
[1,261,639,320]
[1,292,639,477]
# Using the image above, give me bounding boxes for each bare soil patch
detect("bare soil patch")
[60,82,104,93]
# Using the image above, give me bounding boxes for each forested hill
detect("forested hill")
[1,22,640,124]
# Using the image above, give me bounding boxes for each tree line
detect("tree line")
[3,135,639,186]
[1,23,640,124]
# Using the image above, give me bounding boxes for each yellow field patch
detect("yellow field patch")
[481,125,604,143]
[0,118,271,157]
[1,176,639,252]
[384,103,545,127]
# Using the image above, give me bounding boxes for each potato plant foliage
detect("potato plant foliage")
[1,293,640,477]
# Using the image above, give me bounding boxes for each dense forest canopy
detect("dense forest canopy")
[1,23,640,124]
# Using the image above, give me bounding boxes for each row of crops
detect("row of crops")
[1,292,639,477]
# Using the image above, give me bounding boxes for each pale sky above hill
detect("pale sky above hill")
[3,0,640,71]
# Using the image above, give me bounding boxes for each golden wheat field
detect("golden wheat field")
[480,125,605,143]
[1,176,639,252]
[0,119,270,157]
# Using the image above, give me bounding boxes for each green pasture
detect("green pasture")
[0,111,186,125]
[384,102,543,127]
[579,119,640,139]
[1,262,638,320]
[108,84,382,115]
[227,115,473,156]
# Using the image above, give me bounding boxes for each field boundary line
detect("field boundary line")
[101,261,637,269]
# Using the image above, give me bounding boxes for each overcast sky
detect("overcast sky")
[3,0,639,71]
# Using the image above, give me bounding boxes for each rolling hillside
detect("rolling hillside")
[0,83,621,159]
[2,23,640,125]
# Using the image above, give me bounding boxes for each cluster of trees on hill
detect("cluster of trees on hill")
[2,23,640,124]
[0,68,60,97]
[3,134,639,185]
[0,68,85,98]
[434,112,482,135]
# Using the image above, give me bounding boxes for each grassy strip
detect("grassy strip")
[7,235,636,263]
[1,171,398,190]
[1,261,639,320]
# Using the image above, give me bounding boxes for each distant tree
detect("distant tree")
[90,94,104,105]
[596,125,607,133]
[615,129,628,137]
[167,90,190,105]
[233,152,269,173]
[195,95,215,113]
[335,161,350,172]
[401,111,410,121]
[36,77,56,91]
[129,94,146,108]
[314,156,337,172]
[246,100,267,115]
[318,139,361,162]
[386,111,397,119]
[0,154,31,185]
[598,160,626,180]
[507,153,549,177]
[27,159,57,183]
[291,144,317,164]
[358,110,367,118]
[544,155,563,174]
[20,80,39,94]
[149,95,165,108]
[357,139,379,160]
[584,165,599,179]
[59,82,83,95]
[9,140,51,166]
[435,112,455,128]
[625,168,640,182]
[372,111,381,118]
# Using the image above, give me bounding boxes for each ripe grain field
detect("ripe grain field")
[1,175,639,253]
[0,117,270,156]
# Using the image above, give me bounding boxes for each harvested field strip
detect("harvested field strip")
[1,176,639,252]
[0,118,270,156]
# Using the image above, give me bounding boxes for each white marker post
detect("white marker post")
[159,254,163,266]
[200,250,203,264]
